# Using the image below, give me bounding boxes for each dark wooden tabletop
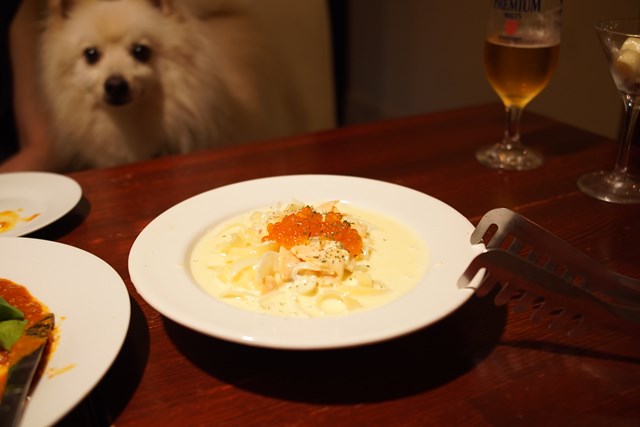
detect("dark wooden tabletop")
[41,103,639,426]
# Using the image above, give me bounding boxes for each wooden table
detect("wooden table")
[42,103,639,426]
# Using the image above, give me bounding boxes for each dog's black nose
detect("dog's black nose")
[104,75,132,106]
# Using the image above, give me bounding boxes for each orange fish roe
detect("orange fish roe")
[263,206,363,257]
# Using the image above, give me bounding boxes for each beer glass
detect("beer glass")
[477,0,562,170]
[577,19,640,204]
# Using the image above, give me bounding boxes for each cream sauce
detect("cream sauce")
[190,203,429,317]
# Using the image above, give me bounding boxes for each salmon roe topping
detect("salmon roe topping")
[263,206,363,257]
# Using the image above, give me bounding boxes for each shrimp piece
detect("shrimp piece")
[278,246,301,282]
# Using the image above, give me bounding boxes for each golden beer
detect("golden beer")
[484,37,560,108]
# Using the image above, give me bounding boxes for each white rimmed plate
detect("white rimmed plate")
[0,172,82,237]
[0,237,130,427]
[129,175,484,350]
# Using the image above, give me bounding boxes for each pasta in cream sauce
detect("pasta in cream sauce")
[190,201,428,317]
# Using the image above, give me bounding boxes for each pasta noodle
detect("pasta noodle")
[190,201,428,317]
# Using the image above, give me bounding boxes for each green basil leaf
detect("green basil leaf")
[0,319,27,351]
[0,297,25,322]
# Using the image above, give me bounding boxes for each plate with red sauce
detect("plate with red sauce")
[129,174,485,350]
[0,237,130,426]
[0,172,82,237]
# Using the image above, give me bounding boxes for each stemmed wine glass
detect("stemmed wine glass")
[477,0,562,170]
[577,19,640,204]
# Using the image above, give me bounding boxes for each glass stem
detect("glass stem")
[502,105,523,149]
[614,94,640,176]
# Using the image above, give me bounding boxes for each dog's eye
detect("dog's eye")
[83,47,101,65]
[131,44,152,63]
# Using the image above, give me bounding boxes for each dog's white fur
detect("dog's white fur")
[40,0,306,170]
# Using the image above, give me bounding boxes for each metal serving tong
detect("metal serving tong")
[458,208,640,335]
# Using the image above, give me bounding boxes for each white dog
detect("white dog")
[39,0,316,170]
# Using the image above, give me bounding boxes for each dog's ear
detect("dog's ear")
[176,0,248,19]
[47,0,75,19]
[148,0,174,15]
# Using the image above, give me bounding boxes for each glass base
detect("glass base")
[476,143,543,171]
[577,170,640,204]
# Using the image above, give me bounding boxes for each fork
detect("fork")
[457,208,640,335]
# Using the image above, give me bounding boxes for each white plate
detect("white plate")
[129,175,485,350]
[0,172,82,237]
[0,237,130,427]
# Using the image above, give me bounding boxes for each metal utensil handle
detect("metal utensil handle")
[0,313,55,427]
